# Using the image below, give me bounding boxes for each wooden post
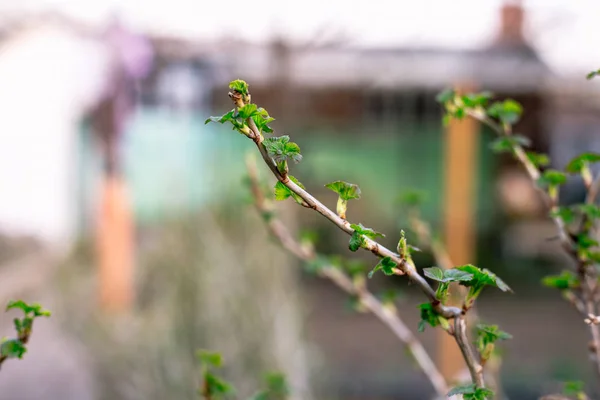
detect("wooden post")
[439,83,480,382]
[91,73,135,313]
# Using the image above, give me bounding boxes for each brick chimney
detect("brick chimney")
[496,0,525,46]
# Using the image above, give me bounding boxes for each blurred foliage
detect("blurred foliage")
[52,206,313,400]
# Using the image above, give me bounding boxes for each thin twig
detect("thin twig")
[240,97,462,320]
[454,317,485,388]
[245,155,449,396]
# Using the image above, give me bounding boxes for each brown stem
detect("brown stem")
[454,317,485,388]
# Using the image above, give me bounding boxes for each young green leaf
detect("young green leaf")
[537,169,567,187]
[6,300,51,318]
[203,371,235,398]
[542,271,579,290]
[587,69,600,80]
[368,256,397,278]
[252,107,275,134]
[423,267,474,283]
[417,302,448,332]
[205,110,236,125]
[578,204,600,220]
[461,91,493,108]
[350,223,385,239]
[263,136,302,165]
[396,189,427,207]
[325,181,361,201]
[476,324,512,361]
[197,350,223,368]
[237,103,258,119]
[229,79,249,96]
[563,380,586,398]
[487,99,523,125]
[456,265,511,307]
[348,231,366,252]
[565,152,600,173]
[550,206,576,224]
[273,176,305,204]
[448,384,494,400]
[0,338,26,359]
[525,151,550,168]
[489,135,531,154]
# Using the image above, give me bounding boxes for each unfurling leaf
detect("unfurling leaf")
[565,152,600,173]
[325,181,361,201]
[350,223,385,240]
[273,176,305,204]
[448,384,494,400]
[542,271,579,290]
[263,136,303,165]
[368,257,397,278]
[229,79,249,96]
[0,339,26,359]
[348,231,365,252]
[417,302,447,332]
[487,99,523,125]
[423,267,474,283]
[489,135,531,153]
[537,169,567,187]
[525,151,550,167]
[476,324,512,361]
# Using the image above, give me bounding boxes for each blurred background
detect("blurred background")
[0,0,599,399]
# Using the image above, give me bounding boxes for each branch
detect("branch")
[246,155,449,396]
[454,316,485,388]
[236,92,461,320]
[466,109,600,380]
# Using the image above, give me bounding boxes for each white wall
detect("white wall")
[0,23,110,250]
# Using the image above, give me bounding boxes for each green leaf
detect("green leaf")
[448,384,494,400]
[476,324,512,352]
[435,88,455,104]
[525,151,550,167]
[263,136,302,164]
[489,135,531,153]
[424,267,474,283]
[205,110,235,125]
[325,181,361,201]
[6,300,50,317]
[542,271,579,290]
[203,371,235,397]
[457,265,512,294]
[349,223,385,239]
[587,69,600,80]
[368,256,397,278]
[396,190,427,207]
[565,152,600,173]
[461,91,493,108]
[578,204,600,220]
[252,107,275,134]
[197,350,223,368]
[576,233,599,250]
[348,231,365,252]
[550,206,576,224]
[273,176,305,204]
[537,169,567,187]
[563,380,585,396]
[418,302,445,332]
[487,99,523,125]
[0,339,26,359]
[237,103,258,119]
[229,79,249,96]
[263,372,289,397]
[423,267,444,282]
